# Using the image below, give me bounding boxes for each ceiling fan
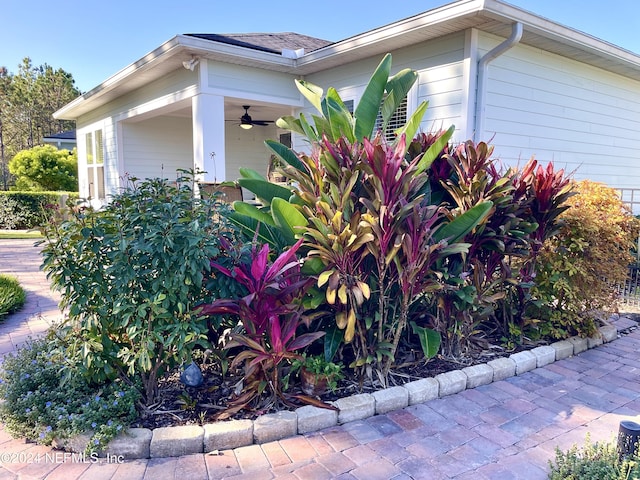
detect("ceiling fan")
[238,105,274,129]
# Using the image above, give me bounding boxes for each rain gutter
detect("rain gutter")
[474,22,523,143]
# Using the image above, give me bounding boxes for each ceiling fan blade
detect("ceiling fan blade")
[253,120,274,126]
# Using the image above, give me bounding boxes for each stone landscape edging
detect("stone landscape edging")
[52,324,618,459]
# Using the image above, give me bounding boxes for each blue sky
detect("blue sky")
[2,0,639,93]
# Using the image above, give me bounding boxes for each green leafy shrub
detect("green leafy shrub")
[0,333,139,454]
[531,180,640,339]
[9,145,78,192]
[0,191,77,229]
[0,274,26,317]
[549,435,640,479]
[39,171,241,405]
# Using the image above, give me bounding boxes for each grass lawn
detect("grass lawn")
[0,230,42,239]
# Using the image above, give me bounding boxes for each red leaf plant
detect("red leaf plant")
[199,239,333,418]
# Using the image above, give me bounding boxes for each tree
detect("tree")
[9,144,78,191]
[0,58,80,190]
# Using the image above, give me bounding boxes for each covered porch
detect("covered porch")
[116,96,294,200]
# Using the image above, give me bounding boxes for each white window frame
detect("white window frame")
[85,130,105,200]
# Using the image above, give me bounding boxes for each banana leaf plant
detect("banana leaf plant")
[276,53,430,157]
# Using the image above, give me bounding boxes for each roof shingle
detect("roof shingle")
[185,32,332,54]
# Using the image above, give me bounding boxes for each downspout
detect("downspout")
[474,22,523,143]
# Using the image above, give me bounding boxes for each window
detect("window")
[85,130,105,199]
[374,95,408,142]
[345,96,408,141]
[343,99,355,113]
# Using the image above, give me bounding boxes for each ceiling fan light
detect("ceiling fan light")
[240,112,253,129]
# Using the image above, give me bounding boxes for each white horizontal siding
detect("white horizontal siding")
[208,62,300,103]
[121,116,193,181]
[479,32,640,189]
[225,124,279,181]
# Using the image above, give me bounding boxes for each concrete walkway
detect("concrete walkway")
[1,238,640,479]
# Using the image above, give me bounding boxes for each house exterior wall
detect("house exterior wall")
[73,68,199,200]
[478,31,640,189]
[121,116,193,181]
[70,28,640,203]
[206,62,301,104]
[400,33,468,140]
[225,123,279,181]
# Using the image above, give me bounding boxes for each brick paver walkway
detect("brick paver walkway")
[1,238,640,479]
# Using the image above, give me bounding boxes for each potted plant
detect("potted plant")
[291,353,344,396]
[268,155,286,183]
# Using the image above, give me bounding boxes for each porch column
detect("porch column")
[192,93,226,182]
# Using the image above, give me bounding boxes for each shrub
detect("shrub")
[0,333,139,454]
[0,191,77,229]
[549,435,640,479]
[0,274,26,317]
[39,170,241,405]
[9,145,78,192]
[531,180,640,339]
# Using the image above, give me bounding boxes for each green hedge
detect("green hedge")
[0,191,79,230]
[0,274,26,318]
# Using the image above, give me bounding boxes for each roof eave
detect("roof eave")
[55,0,640,120]
[54,35,297,120]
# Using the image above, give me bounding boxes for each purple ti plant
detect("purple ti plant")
[199,239,328,416]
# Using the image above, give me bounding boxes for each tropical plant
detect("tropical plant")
[199,239,328,417]
[260,54,492,383]
[226,167,303,251]
[225,52,576,387]
[428,142,539,355]
[38,170,240,405]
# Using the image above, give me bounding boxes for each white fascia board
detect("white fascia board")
[176,35,296,68]
[55,35,296,120]
[485,0,640,66]
[54,36,186,119]
[297,0,484,67]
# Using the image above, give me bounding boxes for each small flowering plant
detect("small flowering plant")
[0,332,139,453]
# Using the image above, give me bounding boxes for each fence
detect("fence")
[618,188,640,216]
[619,264,640,308]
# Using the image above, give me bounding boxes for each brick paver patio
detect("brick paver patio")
[1,238,640,479]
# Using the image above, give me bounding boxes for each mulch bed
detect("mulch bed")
[130,311,640,430]
[130,340,537,429]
